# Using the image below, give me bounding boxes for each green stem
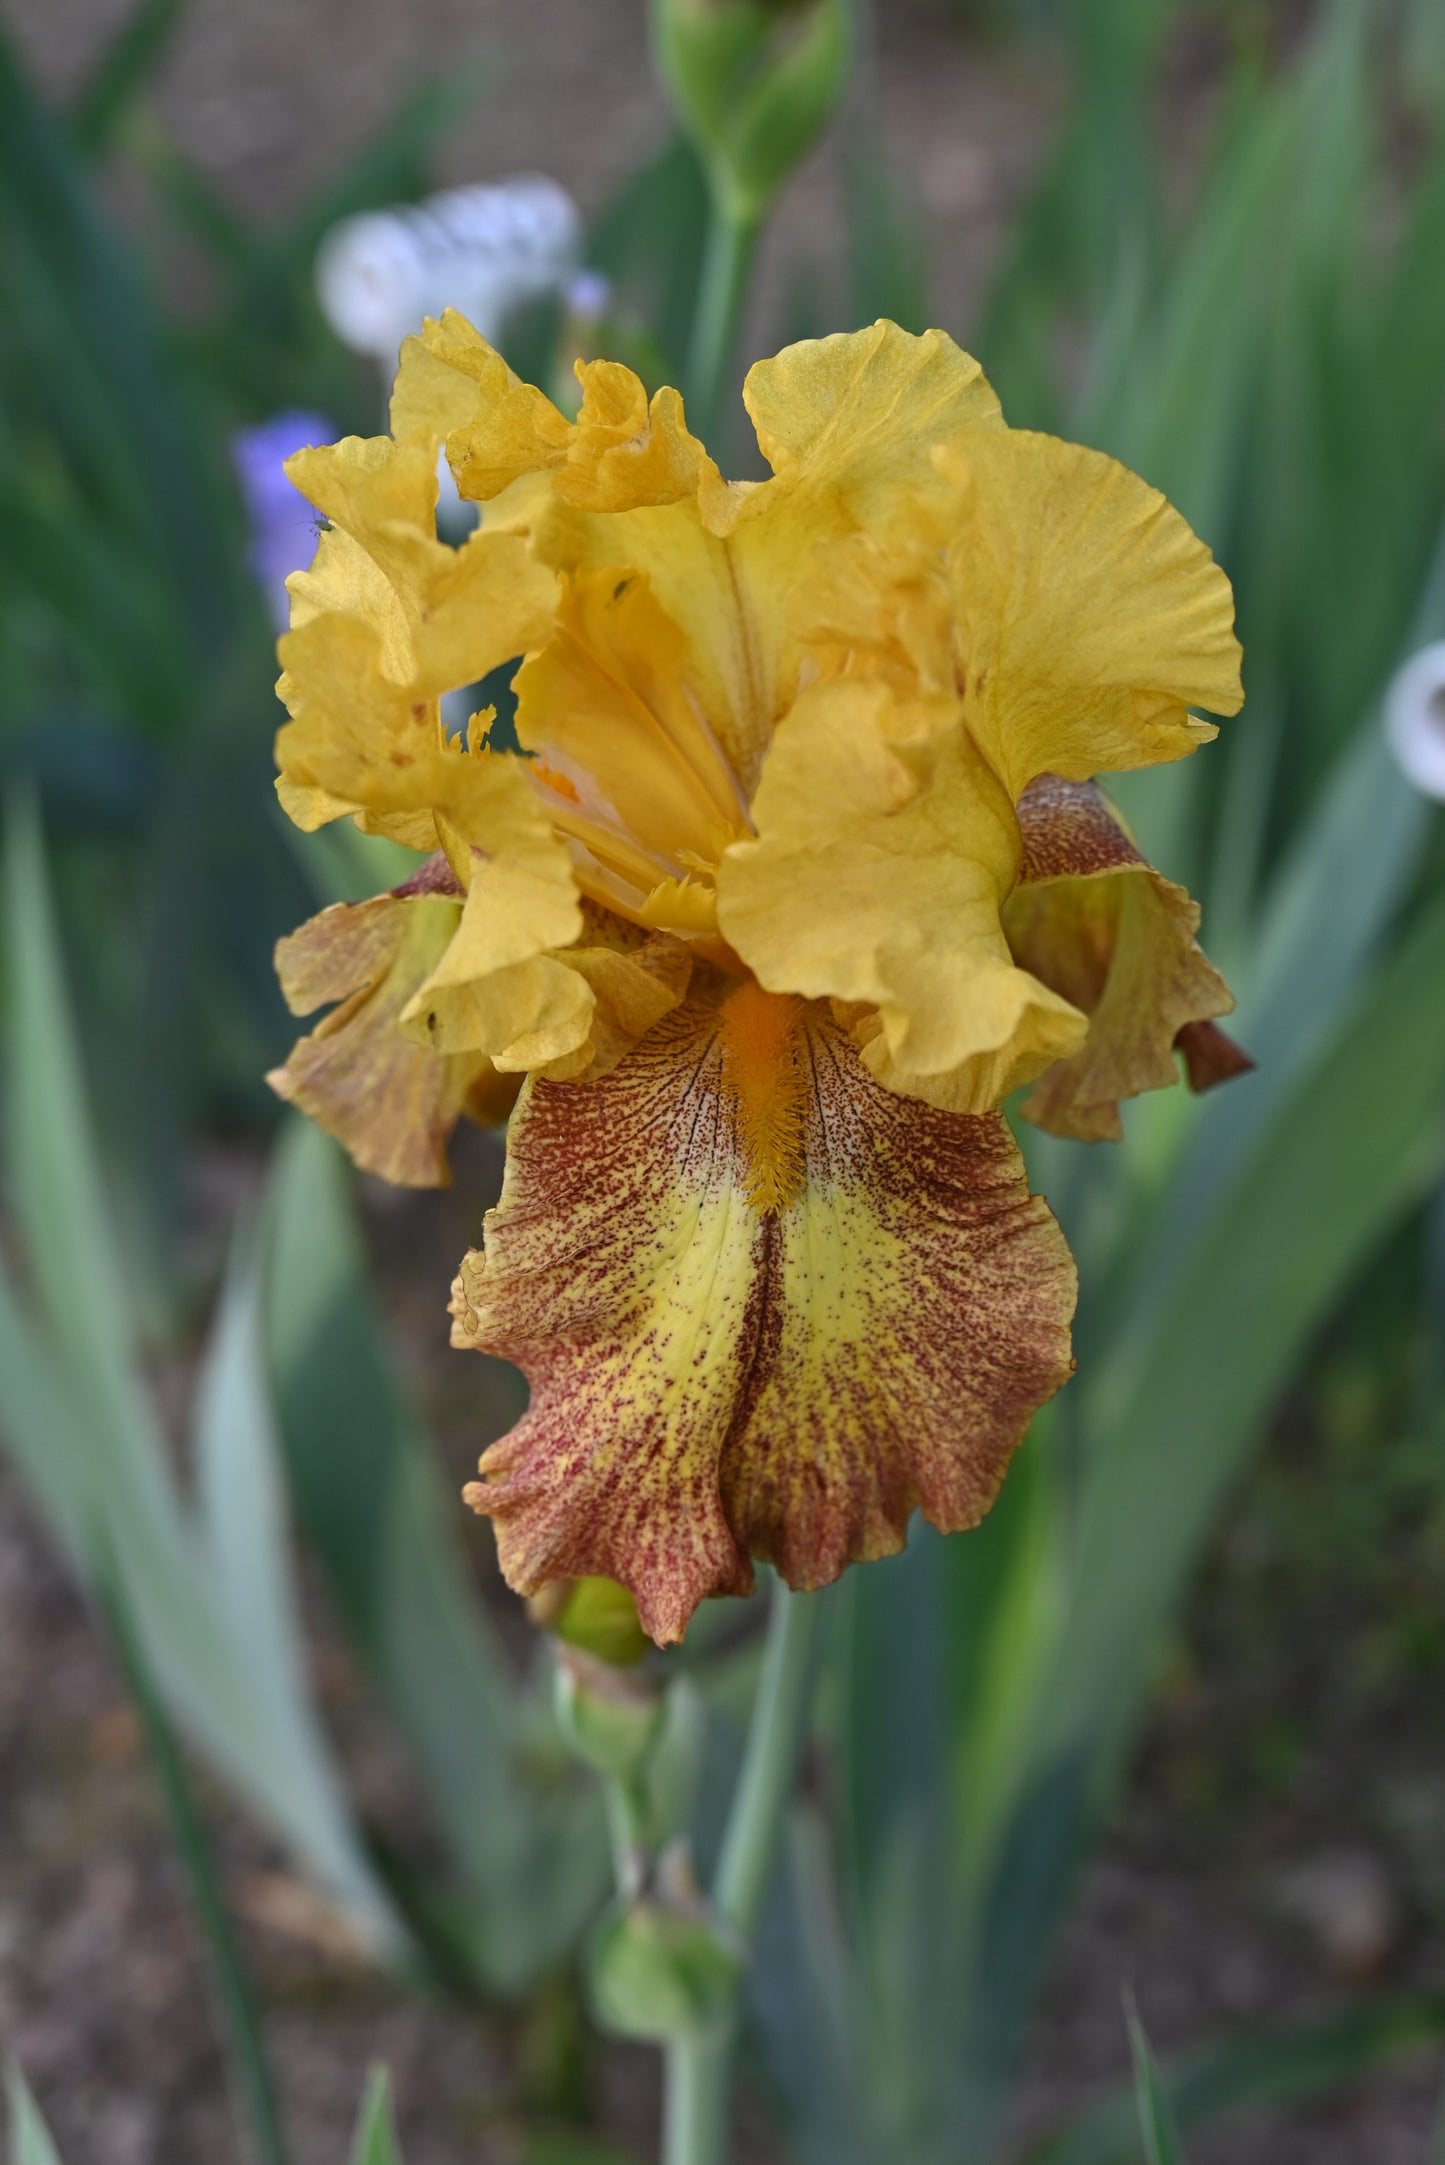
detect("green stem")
[605,1770,646,1897]
[662,1580,821,2165]
[686,195,761,443]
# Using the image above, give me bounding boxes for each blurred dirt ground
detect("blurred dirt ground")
[2,0,1444,2159]
[7,0,1063,356]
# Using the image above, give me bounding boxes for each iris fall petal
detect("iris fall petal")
[454,985,1076,1644]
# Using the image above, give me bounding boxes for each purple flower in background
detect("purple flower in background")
[232,410,335,629]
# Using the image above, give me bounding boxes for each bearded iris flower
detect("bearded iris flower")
[269,317,1245,1645]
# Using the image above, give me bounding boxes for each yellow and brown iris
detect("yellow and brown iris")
[269,316,1246,1644]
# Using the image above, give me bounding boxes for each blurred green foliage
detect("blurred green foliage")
[2,0,1444,2159]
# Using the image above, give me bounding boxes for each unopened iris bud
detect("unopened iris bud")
[587,1843,744,2042]
[554,1573,651,1666]
[553,1642,664,1782]
[653,0,851,224]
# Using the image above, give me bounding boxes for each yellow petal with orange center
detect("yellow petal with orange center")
[717,678,1086,1114]
[453,986,1076,1644]
[1002,774,1245,1142]
[934,430,1243,799]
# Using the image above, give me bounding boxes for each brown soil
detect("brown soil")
[5,0,1064,357]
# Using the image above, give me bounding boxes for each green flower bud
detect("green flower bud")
[586,1846,744,2042]
[554,1574,651,1667]
[653,0,851,225]
[553,1643,664,1782]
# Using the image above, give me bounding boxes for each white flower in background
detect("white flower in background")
[315,175,584,363]
[1384,640,1445,801]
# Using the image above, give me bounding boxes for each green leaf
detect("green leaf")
[0,1249,94,1570]
[262,1118,606,1994]
[193,1215,330,1793]
[827,1529,965,2158]
[1030,1992,1445,2165]
[0,26,236,649]
[523,2135,639,2165]
[1125,1999,1188,2165]
[982,884,1445,2064]
[0,470,194,736]
[349,2067,404,2165]
[102,1552,291,2165]
[0,797,399,1957]
[4,788,180,1529]
[844,133,929,336]
[4,2064,65,2165]
[1101,709,1432,1338]
[69,0,191,156]
[748,1804,869,2165]
[588,135,711,381]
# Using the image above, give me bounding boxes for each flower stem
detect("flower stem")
[604,1771,646,1898]
[662,1580,821,2165]
[686,197,761,444]
[714,1580,820,1938]
[663,2031,729,2165]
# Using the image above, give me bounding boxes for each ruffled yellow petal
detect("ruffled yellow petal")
[934,430,1243,799]
[275,773,364,833]
[269,881,493,1187]
[487,322,1005,795]
[278,614,536,868]
[454,985,1076,1644]
[275,430,558,851]
[725,318,1003,535]
[399,309,718,512]
[283,440,557,699]
[390,309,515,449]
[398,761,592,1071]
[559,365,717,514]
[1003,774,1245,1141]
[716,679,1085,1114]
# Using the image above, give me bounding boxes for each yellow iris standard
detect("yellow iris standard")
[270,317,1245,1643]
